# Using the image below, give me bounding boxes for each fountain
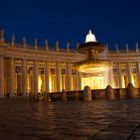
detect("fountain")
[74,30,111,89]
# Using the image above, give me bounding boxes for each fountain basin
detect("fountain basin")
[78,42,106,53]
[74,59,110,74]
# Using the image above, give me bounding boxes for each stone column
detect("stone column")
[127,62,132,84]
[118,62,122,88]
[10,57,14,96]
[45,61,49,93]
[34,60,38,93]
[66,62,71,91]
[108,62,113,87]
[22,58,26,96]
[0,56,4,96]
[56,61,60,91]
[74,71,81,90]
[77,72,82,90]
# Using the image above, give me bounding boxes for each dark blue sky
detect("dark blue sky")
[0,0,139,50]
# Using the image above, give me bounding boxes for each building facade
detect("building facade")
[0,30,140,96]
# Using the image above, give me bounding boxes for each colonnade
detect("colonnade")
[1,56,140,96]
[114,62,140,88]
[0,56,81,96]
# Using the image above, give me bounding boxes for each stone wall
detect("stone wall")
[48,85,140,101]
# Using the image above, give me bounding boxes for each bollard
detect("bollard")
[116,88,120,99]
[127,83,137,98]
[105,85,114,100]
[61,89,67,101]
[84,86,92,101]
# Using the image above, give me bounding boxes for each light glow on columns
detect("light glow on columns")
[81,76,105,89]
[122,76,125,88]
[49,76,52,92]
[131,75,135,87]
[38,75,42,92]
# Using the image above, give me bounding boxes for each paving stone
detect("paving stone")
[129,135,140,140]
[134,130,140,135]
[0,97,140,139]
[108,122,137,128]
[89,133,130,140]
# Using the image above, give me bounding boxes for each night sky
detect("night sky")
[0,0,140,50]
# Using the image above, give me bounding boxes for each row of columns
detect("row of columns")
[2,57,140,96]
[0,56,81,96]
[117,62,140,88]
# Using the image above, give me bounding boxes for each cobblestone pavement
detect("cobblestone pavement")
[0,97,140,140]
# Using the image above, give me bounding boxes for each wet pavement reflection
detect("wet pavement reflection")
[0,97,140,140]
